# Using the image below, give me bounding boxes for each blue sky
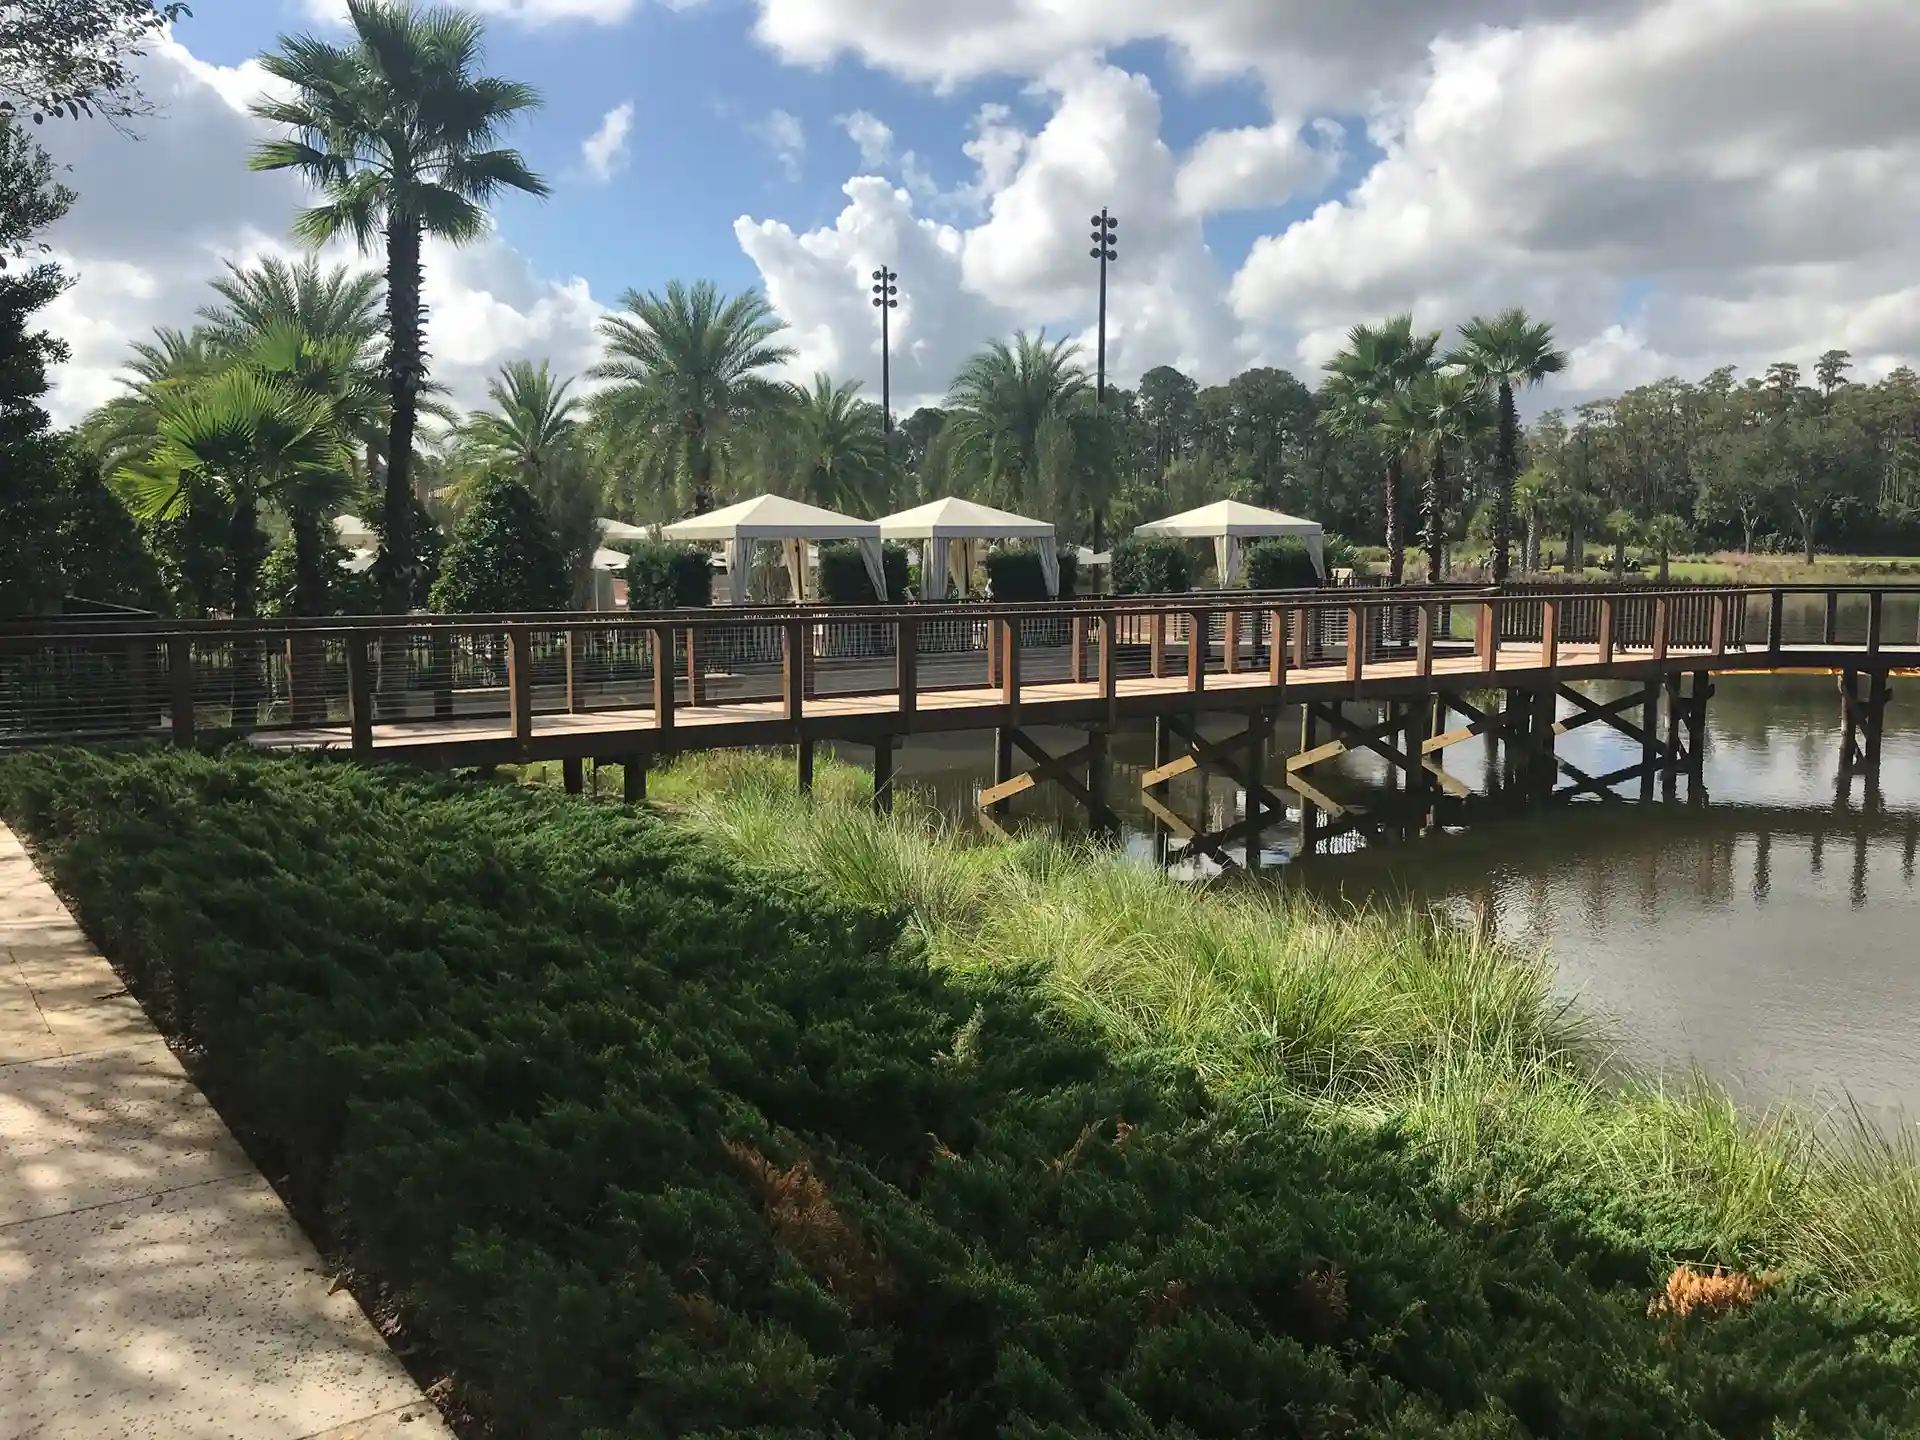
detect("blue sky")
[38,0,1914,423]
[185,0,1361,322]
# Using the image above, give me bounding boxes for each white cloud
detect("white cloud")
[759,109,807,181]
[305,0,651,25]
[737,61,1241,411]
[836,110,893,167]
[1175,117,1342,217]
[37,35,605,426]
[581,101,635,182]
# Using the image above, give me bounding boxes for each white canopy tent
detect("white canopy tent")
[1133,500,1326,586]
[597,516,651,544]
[878,496,1061,600]
[662,494,887,605]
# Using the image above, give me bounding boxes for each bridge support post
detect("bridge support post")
[1245,708,1267,869]
[623,753,646,802]
[798,739,816,795]
[1297,704,1320,858]
[991,726,1015,816]
[1086,725,1115,841]
[1663,675,1683,800]
[563,757,584,795]
[1639,679,1658,800]
[1687,671,1711,794]
[872,737,896,815]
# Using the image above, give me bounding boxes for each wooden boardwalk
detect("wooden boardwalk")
[3,581,1913,856]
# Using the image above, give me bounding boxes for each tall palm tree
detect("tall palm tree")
[589,280,795,515]
[250,0,548,614]
[781,374,889,515]
[1380,370,1490,582]
[1321,315,1440,583]
[198,255,383,355]
[1448,308,1567,581]
[941,331,1091,520]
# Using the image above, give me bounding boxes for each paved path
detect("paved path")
[0,824,451,1440]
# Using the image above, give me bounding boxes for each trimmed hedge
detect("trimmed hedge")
[1112,535,1193,596]
[623,538,712,611]
[982,545,1077,603]
[3,750,1918,1439]
[1245,537,1322,590]
[818,541,911,604]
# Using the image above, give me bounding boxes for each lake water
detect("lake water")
[844,670,1920,1132]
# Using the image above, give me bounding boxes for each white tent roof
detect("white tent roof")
[334,513,378,547]
[1134,500,1322,539]
[597,516,651,542]
[590,547,633,572]
[877,497,1054,540]
[1073,546,1112,567]
[662,494,879,542]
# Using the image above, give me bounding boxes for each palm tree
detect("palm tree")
[941,331,1091,520]
[198,255,383,355]
[1380,370,1489,582]
[458,358,581,486]
[588,280,795,515]
[781,375,889,515]
[79,327,222,472]
[250,0,548,614]
[1321,315,1440,583]
[1448,308,1567,582]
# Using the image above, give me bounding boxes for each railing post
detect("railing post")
[1653,597,1670,662]
[1267,609,1288,688]
[782,619,806,723]
[1868,589,1884,655]
[346,636,374,756]
[1596,596,1616,665]
[168,633,195,748]
[896,615,918,726]
[1416,603,1434,677]
[1187,608,1208,691]
[1098,613,1118,721]
[432,630,455,718]
[1710,593,1728,656]
[1000,617,1022,713]
[508,625,534,745]
[1823,590,1838,646]
[1224,608,1241,674]
[1070,612,1086,683]
[1475,599,1501,673]
[1345,603,1366,683]
[685,625,705,706]
[565,627,583,714]
[652,625,676,735]
[1150,611,1166,679]
[1540,597,1560,669]
[1768,589,1785,658]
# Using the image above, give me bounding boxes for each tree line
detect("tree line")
[5,1,1917,622]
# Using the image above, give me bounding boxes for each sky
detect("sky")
[32,0,1920,427]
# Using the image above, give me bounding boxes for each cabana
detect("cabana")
[1133,500,1325,585]
[662,494,887,605]
[878,497,1060,599]
[597,516,651,544]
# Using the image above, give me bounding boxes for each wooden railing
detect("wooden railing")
[2,582,1911,753]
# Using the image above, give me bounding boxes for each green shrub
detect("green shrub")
[1245,537,1322,590]
[978,544,1073,602]
[6,750,1920,1437]
[428,473,569,614]
[818,540,910,604]
[623,537,712,610]
[1111,536,1193,595]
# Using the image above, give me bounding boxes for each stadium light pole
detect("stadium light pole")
[1089,209,1117,405]
[871,265,899,433]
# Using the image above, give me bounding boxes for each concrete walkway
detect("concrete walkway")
[0,824,451,1440]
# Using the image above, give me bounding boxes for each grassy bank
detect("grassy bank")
[6,749,1920,1437]
[628,752,1920,1307]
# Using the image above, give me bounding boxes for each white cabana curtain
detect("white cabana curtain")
[1038,535,1061,597]
[1214,536,1244,588]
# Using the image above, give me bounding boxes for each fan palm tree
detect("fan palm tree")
[1380,370,1490,582]
[588,280,794,516]
[250,0,548,614]
[1321,315,1440,583]
[940,331,1092,520]
[1448,308,1567,581]
[780,374,889,515]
